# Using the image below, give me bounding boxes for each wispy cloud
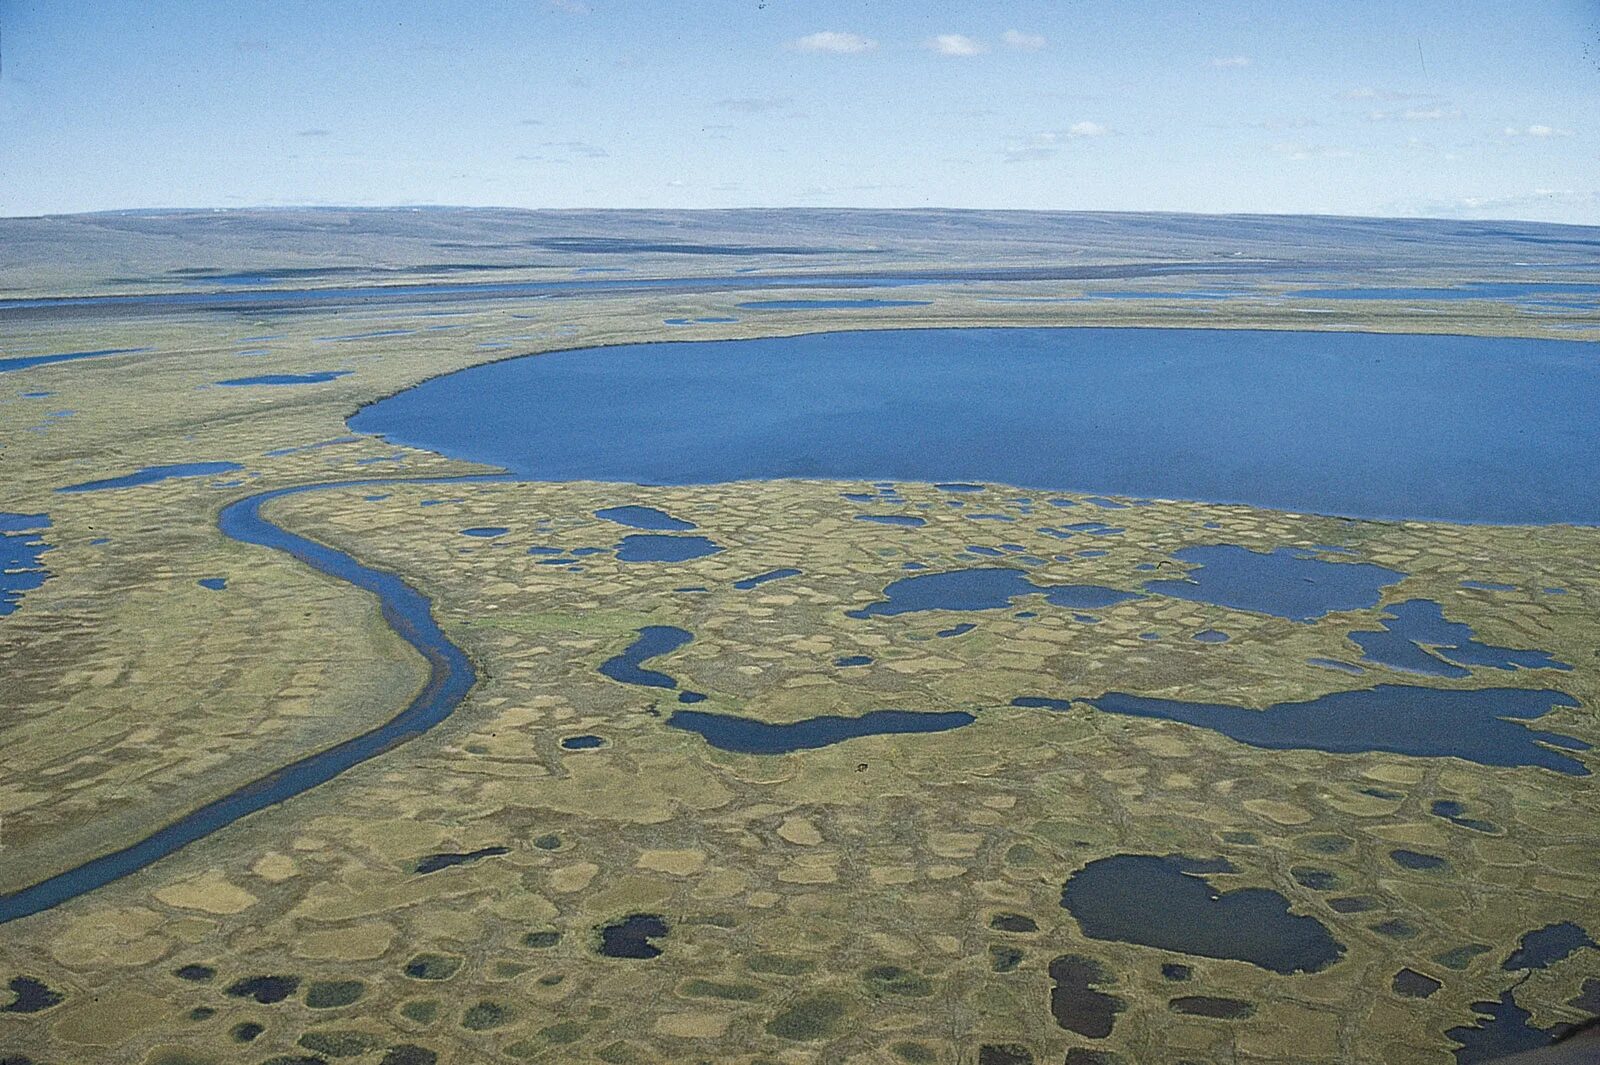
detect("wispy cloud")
[1002,29,1046,52]
[1212,56,1250,68]
[1002,122,1109,162]
[547,0,589,12]
[1367,107,1460,122]
[1339,87,1428,102]
[927,34,987,57]
[296,128,331,137]
[787,31,877,54]
[714,96,793,114]
[1504,124,1572,138]
[544,140,609,158]
[1272,141,1353,160]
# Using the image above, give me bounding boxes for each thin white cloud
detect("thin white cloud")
[714,97,793,114]
[544,140,609,158]
[1212,56,1250,68]
[1272,141,1353,160]
[1003,122,1108,162]
[547,0,589,12]
[927,34,987,57]
[1002,29,1046,52]
[1504,124,1572,138]
[1340,87,1430,102]
[1368,107,1460,122]
[296,128,332,137]
[788,31,877,54]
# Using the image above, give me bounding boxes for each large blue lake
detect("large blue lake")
[350,328,1600,524]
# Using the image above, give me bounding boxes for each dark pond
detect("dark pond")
[1014,685,1589,774]
[1392,969,1442,998]
[1,976,63,1013]
[736,299,932,310]
[56,461,244,493]
[595,505,696,531]
[1350,599,1570,677]
[1446,992,1559,1063]
[1390,849,1448,871]
[598,626,699,699]
[1141,545,1403,621]
[560,734,606,750]
[597,914,668,959]
[414,845,509,875]
[614,533,722,562]
[216,370,352,386]
[1060,854,1344,974]
[460,526,508,538]
[0,347,149,374]
[347,327,1600,524]
[1068,857,1344,972]
[1501,922,1596,972]
[1048,954,1123,1038]
[835,654,874,667]
[856,514,926,526]
[1430,800,1498,834]
[667,707,976,754]
[733,568,802,589]
[197,577,227,591]
[0,513,52,616]
[847,567,1139,618]
[1168,995,1255,1019]
[937,622,977,638]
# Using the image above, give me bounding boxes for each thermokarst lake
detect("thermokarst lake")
[2,210,1598,1065]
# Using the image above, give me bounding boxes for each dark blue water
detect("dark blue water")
[56,462,245,493]
[560,734,606,750]
[847,567,1140,618]
[3,266,1269,317]
[1060,855,1345,974]
[937,622,978,638]
[1013,685,1588,774]
[1141,545,1405,621]
[0,475,491,925]
[667,707,976,753]
[1447,992,1559,1063]
[856,514,926,527]
[1350,599,1570,677]
[0,513,52,616]
[733,568,802,590]
[1501,922,1596,971]
[197,577,227,591]
[1460,580,1517,592]
[614,533,722,562]
[1430,799,1498,833]
[599,626,697,694]
[595,505,695,531]
[348,328,1600,524]
[737,299,933,310]
[216,371,352,386]
[1300,281,1600,302]
[460,526,508,538]
[0,347,150,374]
[835,655,874,667]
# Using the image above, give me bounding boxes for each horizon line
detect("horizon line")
[4,203,1599,232]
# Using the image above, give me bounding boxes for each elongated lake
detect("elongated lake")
[350,328,1600,524]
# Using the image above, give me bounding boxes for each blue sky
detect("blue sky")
[2,0,1596,222]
